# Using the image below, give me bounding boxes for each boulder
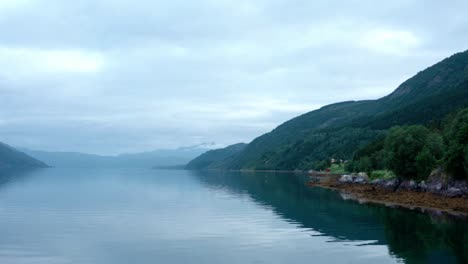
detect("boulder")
[383,179,400,191]
[357,172,369,180]
[418,181,427,191]
[428,168,450,183]
[399,180,419,191]
[427,181,444,194]
[370,179,384,185]
[441,188,464,198]
[353,176,367,184]
[426,168,449,194]
[449,181,468,196]
[339,174,353,183]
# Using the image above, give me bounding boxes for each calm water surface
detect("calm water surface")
[0,168,466,264]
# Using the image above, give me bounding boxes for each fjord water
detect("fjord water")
[0,168,466,264]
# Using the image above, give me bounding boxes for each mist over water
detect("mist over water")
[0,168,465,264]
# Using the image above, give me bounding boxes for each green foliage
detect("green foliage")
[347,107,468,181]
[370,170,396,180]
[355,157,373,173]
[415,147,436,180]
[188,50,468,172]
[442,108,468,179]
[185,143,247,170]
[250,127,384,170]
[347,138,390,173]
[384,126,443,180]
[371,170,395,180]
[329,163,346,174]
[464,146,468,176]
[312,159,331,171]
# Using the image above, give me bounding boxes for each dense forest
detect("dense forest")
[347,108,468,180]
[187,49,468,180]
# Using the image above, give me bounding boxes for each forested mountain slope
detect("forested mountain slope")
[188,50,468,170]
[186,143,247,170]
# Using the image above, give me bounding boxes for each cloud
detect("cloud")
[0,47,105,79]
[0,0,36,11]
[0,0,467,154]
[360,29,421,55]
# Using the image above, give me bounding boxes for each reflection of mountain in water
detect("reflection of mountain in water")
[0,168,44,188]
[190,170,468,264]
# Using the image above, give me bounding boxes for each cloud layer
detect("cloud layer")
[0,0,467,154]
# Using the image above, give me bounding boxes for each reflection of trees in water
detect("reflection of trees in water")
[190,170,468,264]
[381,209,468,264]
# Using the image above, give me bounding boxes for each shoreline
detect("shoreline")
[189,168,468,219]
[311,176,468,219]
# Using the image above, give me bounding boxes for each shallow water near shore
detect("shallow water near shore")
[0,168,466,264]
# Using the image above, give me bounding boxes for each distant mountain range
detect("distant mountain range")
[188,49,468,170]
[0,142,48,169]
[22,144,214,168]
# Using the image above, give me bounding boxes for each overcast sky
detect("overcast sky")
[0,0,467,154]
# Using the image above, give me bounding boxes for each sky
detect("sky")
[0,0,467,155]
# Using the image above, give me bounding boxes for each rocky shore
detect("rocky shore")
[312,173,468,218]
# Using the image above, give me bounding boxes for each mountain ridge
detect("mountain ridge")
[23,145,213,168]
[188,49,468,170]
[0,142,48,169]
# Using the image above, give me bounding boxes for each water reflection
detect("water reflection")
[190,170,468,264]
[0,168,44,188]
[0,168,465,264]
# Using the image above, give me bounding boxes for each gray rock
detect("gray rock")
[357,172,369,180]
[442,188,464,198]
[339,174,353,183]
[383,179,400,191]
[449,181,468,195]
[399,180,419,191]
[370,179,384,185]
[353,176,367,184]
[379,179,400,191]
[418,181,427,191]
[427,182,444,194]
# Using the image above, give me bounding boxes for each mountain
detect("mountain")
[188,50,468,170]
[0,142,48,169]
[23,145,212,168]
[186,143,247,170]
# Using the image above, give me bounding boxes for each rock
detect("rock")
[449,181,468,196]
[418,181,427,191]
[383,179,400,191]
[349,172,369,184]
[339,174,353,183]
[353,176,367,184]
[399,180,409,190]
[442,188,464,198]
[428,168,450,184]
[426,168,449,194]
[427,181,444,194]
[399,180,419,191]
[357,172,369,180]
[370,179,384,185]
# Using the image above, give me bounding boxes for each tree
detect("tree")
[464,145,468,176]
[385,126,442,180]
[443,108,468,179]
[415,147,436,180]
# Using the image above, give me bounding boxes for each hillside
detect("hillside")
[188,50,468,170]
[0,142,48,169]
[185,143,247,170]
